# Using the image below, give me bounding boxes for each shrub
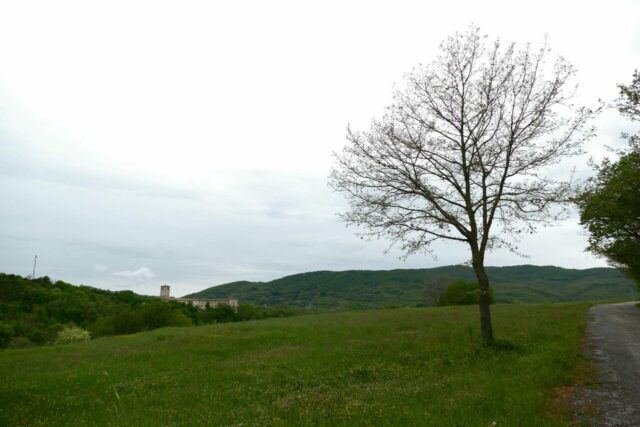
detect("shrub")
[9,336,33,349]
[437,280,494,306]
[89,317,117,338]
[210,305,238,323]
[236,304,265,321]
[0,322,14,348]
[112,310,145,334]
[263,307,297,318]
[54,327,91,345]
[45,323,65,343]
[28,330,46,345]
[94,303,193,337]
[140,302,177,329]
[168,310,193,327]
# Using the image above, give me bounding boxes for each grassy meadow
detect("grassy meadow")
[0,303,590,426]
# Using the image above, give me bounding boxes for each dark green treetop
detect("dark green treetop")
[578,71,640,287]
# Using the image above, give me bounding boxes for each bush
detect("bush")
[0,322,14,348]
[89,317,117,337]
[54,327,91,345]
[209,305,238,323]
[112,310,145,335]
[92,302,193,337]
[236,304,265,321]
[28,330,46,345]
[263,306,297,318]
[9,336,33,348]
[437,280,494,306]
[168,310,192,327]
[139,302,193,329]
[45,323,65,343]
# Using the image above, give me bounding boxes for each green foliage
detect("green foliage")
[0,303,590,425]
[579,71,640,288]
[8,336,32,349]
[138,302,186,329]
[0,322,12,348]
[616,69,640,125]
[236,303,265,320]
[1,266,635,350]
[188,265,637,309]
[437,280,494,306]
[54,326,91,345]
[0,273,295,348]
[87,299,268,337]
[579,152,640,287]
[0,273,162,347]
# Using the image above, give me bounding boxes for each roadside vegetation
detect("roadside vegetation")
[578,70,640,291]
[0,303,590,426]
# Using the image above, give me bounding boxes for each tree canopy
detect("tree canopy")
[578,153,640,286]
[578,70,640,287]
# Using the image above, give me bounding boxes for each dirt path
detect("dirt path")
[573,302,640,426]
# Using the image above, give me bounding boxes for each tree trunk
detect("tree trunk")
[472,255,494,343]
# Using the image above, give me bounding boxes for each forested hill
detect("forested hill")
[0,274,277,349]
[186,265,638,309]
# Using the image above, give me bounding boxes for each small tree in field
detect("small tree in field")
[330,27,596,343]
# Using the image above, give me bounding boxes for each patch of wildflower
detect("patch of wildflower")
[54,326,91,344]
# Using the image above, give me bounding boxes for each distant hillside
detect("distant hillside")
[0,274,154,348]
[0,274,270,349]
[186,265,638,309]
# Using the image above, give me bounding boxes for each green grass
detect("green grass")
[0,303,590,426]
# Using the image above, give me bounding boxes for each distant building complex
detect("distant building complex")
[159,285,238,310]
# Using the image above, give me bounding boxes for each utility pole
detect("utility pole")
[31,255,37,279]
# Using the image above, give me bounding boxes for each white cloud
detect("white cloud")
[114,267,155,282]
[93,264,107,272]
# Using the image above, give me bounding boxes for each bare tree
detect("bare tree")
[330,27,597,343]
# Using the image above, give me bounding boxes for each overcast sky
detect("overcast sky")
[1,0,639,297]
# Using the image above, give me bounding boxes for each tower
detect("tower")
[160,285,170,301]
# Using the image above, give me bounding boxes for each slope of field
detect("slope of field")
[0,303,589,426]
[187,265,637,309]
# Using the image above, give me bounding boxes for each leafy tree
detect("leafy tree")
[210,305,238,323]
[437,280,494,306]
[616,70,640,125]
[578,71,640,287]
[330,27,596,342]
[139,302,179,329]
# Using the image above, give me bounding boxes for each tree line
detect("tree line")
[0,273,294,349]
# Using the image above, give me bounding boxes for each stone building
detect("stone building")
[159,285,238,310]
